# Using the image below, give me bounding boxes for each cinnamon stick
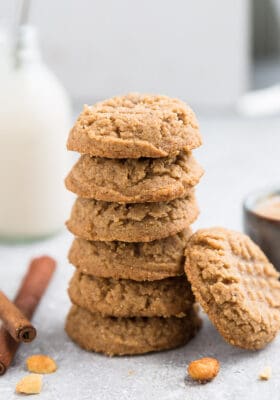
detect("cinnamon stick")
[0,256,56,375]
[0,291,36,343]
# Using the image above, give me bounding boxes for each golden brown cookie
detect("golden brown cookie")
[68,229,191,281]
[65,152,203,203]
[66,194,198,242]
[68,271,194,318]
[65,305,201,356]
[67,94,202,158]
[185,227,280,350]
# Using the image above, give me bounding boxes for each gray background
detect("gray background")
[1,0,251,109]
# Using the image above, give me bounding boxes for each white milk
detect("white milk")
[0,26,72,240]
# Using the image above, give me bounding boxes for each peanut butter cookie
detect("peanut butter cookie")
[67,93,202,158]
[185,227,280,350]
[65,152,203,203]
[68,271,194,318]
[66,194,198,242]
[65,305,201,356]
[68,229,191,281]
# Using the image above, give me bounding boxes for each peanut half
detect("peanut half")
[259,366,271,381]
[16,374,42,394]
[187,357,220,383]
[26,354,57,374]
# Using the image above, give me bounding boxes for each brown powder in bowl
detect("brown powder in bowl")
[255,195,280,220]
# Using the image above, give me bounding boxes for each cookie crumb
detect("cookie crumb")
[16,374,42,394]
[259,366,271,381]
[128,370,135,375]
[26,354,57,374]
[187,357,220,383]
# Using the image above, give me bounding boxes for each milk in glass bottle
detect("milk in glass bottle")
[0,25,72,241]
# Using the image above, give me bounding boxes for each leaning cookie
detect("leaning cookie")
[65,152,203,203]
[185,227,280,350]
[68,229,191,281]
[65,305,201,356]
[67,93,202,158]
[66,194,198,242]
[68,271,194,318]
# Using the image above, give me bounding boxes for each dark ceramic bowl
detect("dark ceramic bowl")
[243,187,280,270]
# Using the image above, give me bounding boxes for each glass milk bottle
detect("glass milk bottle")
[0,26,72,241]
[0,29,10,77]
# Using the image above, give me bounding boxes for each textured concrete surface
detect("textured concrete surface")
[0,115,279,399]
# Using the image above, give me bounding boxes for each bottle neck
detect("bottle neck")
[14,25,42,67]
[0,30,9,67]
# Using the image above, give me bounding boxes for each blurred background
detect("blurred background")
[1,0,280,112]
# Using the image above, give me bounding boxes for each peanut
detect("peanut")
[26,354,57,374]
[16,374,42,394]
[259,366,271,381]
[187,357,220,383]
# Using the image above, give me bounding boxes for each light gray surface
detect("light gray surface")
[0,115,279,399]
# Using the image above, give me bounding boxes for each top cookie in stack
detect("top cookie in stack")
[67,93,202,159]
[65,93,204,356]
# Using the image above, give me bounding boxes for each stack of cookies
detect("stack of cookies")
[64,94,204,356]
